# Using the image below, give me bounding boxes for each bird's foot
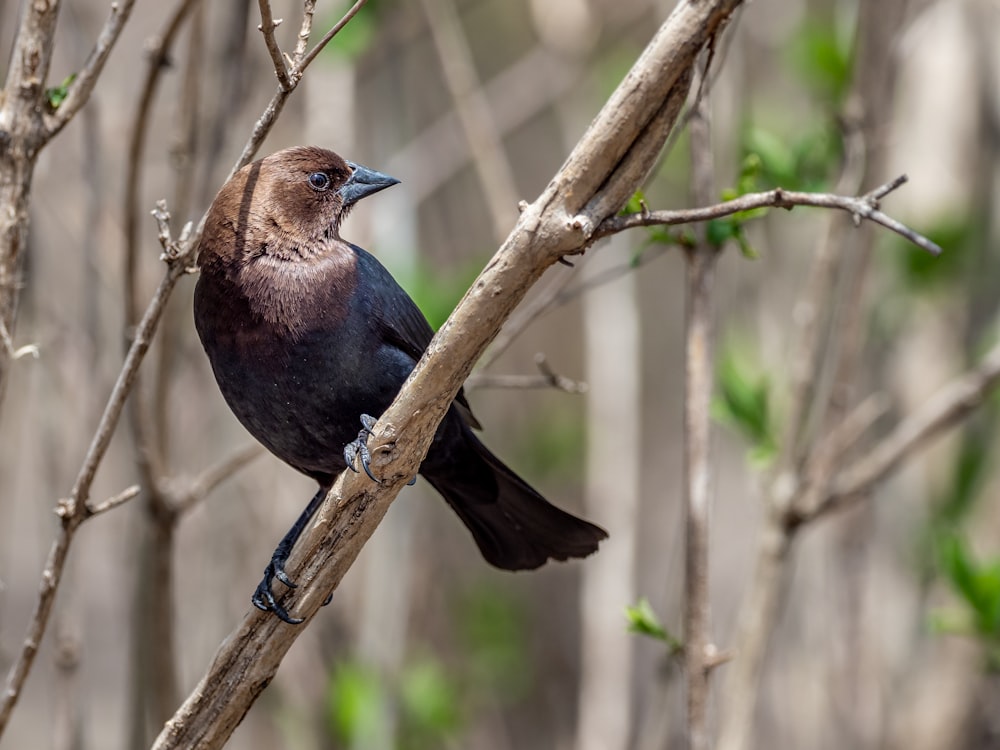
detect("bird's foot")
[252,552,302,625]
[344,413,381,483]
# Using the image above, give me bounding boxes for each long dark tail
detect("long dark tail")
[423,429,607,570]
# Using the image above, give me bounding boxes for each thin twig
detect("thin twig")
[291,0,317,63]
[419,0,520,241]
[814,342,1000,519]
[43,0,139,139]
[257,0,291,90]
[296,0,369,75]
[167,444,265,516]
[85,485,142,516]
[595,177,942,256]
[466,353,587,392]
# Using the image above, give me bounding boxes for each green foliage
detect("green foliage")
[742,124,842,192]
[933,532,1000,669]
[326,661,384,746]
[456,585,532,698]
[711,346,777,466]
[786,17,855,107]
[511,405,586,482]
[621,154,769,257]
[398,256,484,332]
[45,73,76,110]
[893,217,975,293]
[320,1,380,61]
[399,658,462,749]
[326,657,462,750]
[625,598,681,651]
[325,587,533,747]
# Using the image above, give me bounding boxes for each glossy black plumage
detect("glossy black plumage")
[194,146,607,622]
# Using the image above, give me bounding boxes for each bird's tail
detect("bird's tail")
[423,429,607,570]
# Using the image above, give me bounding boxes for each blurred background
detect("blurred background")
[1,0,999,748]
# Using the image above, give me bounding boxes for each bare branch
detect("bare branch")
[594,176,942,256]
[682,60,718,750]
[466,353,587,392]
[296,0,370,75]
[85,485,142,517]
[257,1,291,90]
[811,342,1000,520]
[44,0,139,139]
[419,0,521,241]
[167,444,265,516]
[291,0,317,64]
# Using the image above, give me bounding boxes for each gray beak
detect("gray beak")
[339,161,400,206]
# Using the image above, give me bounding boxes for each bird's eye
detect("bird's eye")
[308,172,331,191]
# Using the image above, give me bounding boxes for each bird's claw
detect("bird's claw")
[344,414,381,484]
[252,556,303,625]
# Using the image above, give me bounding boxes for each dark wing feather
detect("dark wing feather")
[352,244,481,429]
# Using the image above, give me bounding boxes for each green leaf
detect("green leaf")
[319,1,378,61]
[742,125,841,192]
[785,17,855,106]
[45,73,76,110]
[937,533,1000,637]
[398,257,483,331]
[326,661,384,745]
[621,190,646,216]
[456,586,531,698]
[625,598,680,650]
[400,658,462,743]
[712,347,777,464]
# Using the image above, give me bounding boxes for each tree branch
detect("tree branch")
[43,0,139,139]
[257,1,291,90]
[595,176,942,256]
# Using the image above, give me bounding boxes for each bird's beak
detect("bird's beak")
[339,162,400,207]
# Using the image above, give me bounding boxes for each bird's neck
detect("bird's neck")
[207,241,358,340]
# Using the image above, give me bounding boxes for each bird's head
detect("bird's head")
[198,146,399,269]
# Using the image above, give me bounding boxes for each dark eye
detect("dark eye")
[308,171,331,191]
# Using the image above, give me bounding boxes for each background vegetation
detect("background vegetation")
[1,0,997,748]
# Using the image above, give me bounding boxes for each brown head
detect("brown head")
[197,146,399,274]
[194,146,399,336]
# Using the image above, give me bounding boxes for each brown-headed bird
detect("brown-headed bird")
[194,146,607,623]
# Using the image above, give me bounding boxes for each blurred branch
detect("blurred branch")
[817,342,1000,519]
[419,0,521,241]
[124,0,202,328]
[466,353,587,392]
[297,0,367,72]
[595,175,942,256]
[165,444,265,516]
[43,0,139,139]
[86,485,142,517]
[152,3,745,747]
[682,62,718,750]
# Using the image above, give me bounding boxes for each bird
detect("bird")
[193,146,607,623]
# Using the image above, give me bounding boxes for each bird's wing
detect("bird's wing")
[353,245,482,429]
